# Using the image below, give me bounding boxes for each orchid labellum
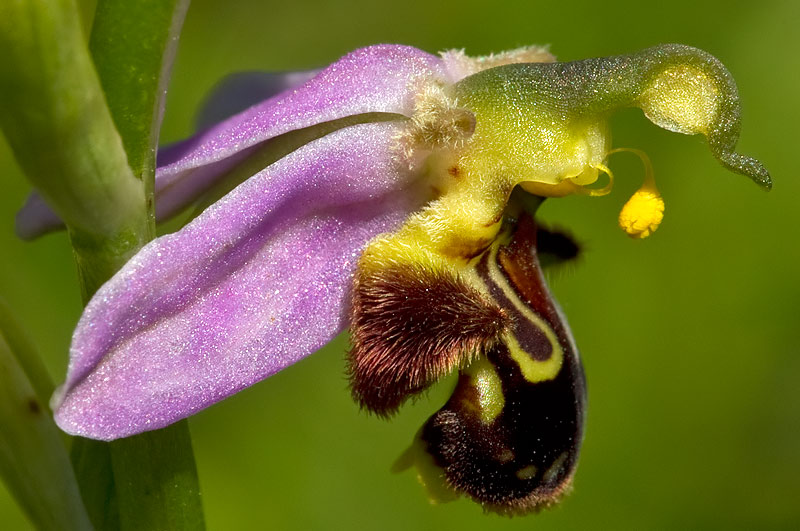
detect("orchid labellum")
[36,44,769,514]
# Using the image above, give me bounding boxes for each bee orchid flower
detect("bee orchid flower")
[49,43,770,514]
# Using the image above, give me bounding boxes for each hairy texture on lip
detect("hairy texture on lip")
[418,214,586,515]
[349,262,510,417]
[54,122,423,440]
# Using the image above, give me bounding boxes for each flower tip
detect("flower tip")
[49,388,111,441]
[618,189,665,239]
[715,149,772,191]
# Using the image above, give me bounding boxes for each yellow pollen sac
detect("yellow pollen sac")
[618,188,665,238]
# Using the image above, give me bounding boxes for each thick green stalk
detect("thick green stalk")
[111,424,205,531]
[0,0,203,528]
[0,0,153,293]
[0,302,92,531]
[90,0,191,227]
[70,2,205,530]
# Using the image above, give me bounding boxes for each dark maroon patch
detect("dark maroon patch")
[421,338,585,515]
[419,214,586,515]
[535,225,580,267]
[498,215,572,335]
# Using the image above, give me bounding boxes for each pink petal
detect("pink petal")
[195,69,320,130]
[154,45,445,217]
[17,45,444,239]
[54,121,422,440]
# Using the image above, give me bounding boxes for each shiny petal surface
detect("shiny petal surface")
[16,45,443,240]
[54,121,419,440]
[154,45,444,209]
[195,69,320,130]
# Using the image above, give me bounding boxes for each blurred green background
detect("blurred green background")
[1,0,798,529]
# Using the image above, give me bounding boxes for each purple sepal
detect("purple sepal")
[195,69,320,130]
[15,193,63,241]
[54,122,421,440]
[154,45,444,219]
[17,45,445,239]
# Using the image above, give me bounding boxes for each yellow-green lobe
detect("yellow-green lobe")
[465,356,505,423]
[450,44,771,194]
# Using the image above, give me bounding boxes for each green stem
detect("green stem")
[0,304,92,531]
[0,0,202,527]
[0,0,152,254]
[70,225,153,304]
[70,438,118,530]
[66,2,205,530]
[111,423,204,531]
[71,423,204,531]
[89,0,191,228]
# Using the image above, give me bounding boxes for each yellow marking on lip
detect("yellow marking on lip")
[393,429,459,505]
[542,452,569,484]
[465,356,505,424]
[516,465,538,481]
[485,243,564,383]
[503,332,563,383]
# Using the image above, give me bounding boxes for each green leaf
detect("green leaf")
[0,300,54,408]
[90,0,191,225]
[0,301,92,531]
